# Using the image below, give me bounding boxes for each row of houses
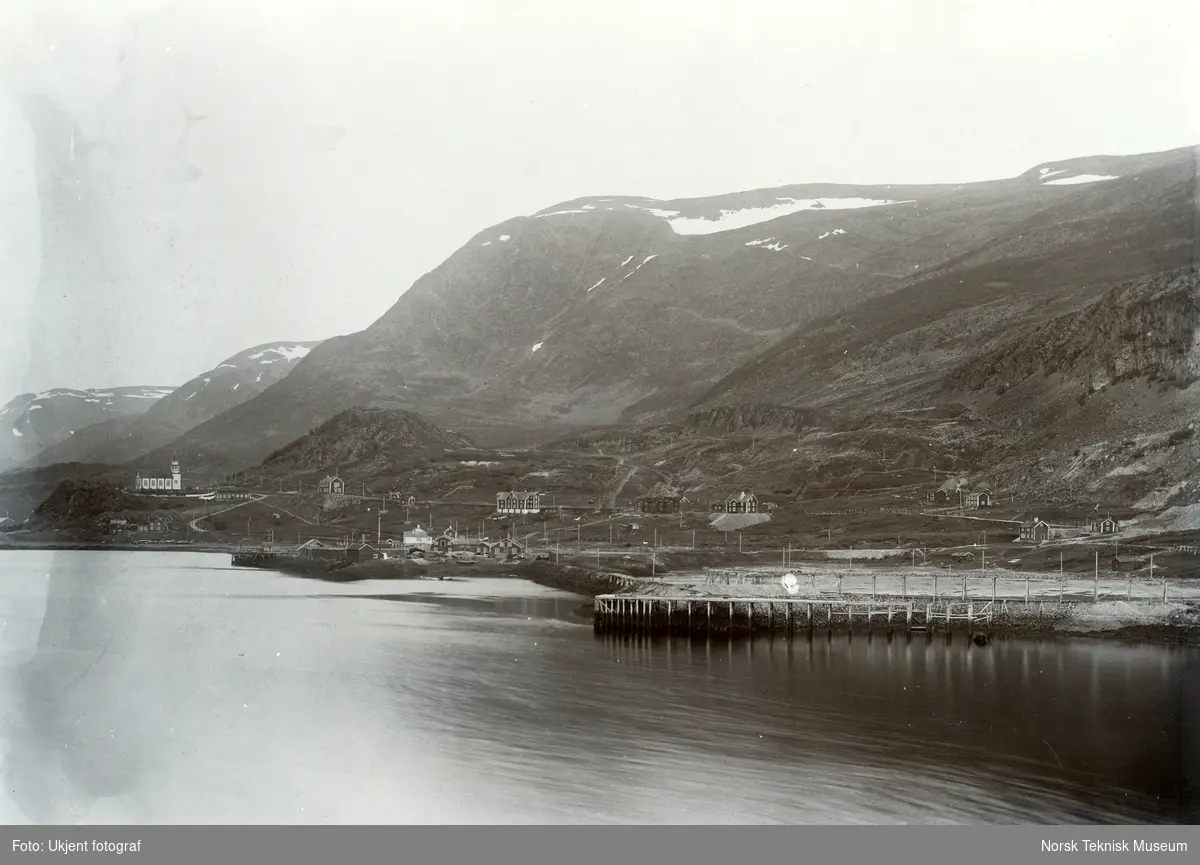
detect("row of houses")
[636,491,772,515]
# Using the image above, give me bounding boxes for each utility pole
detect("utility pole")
[692,529,695,550]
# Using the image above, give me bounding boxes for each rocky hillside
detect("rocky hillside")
[0,386,176,470]
[937,266,1200,503]
[942,268,1200,397]
[26,341,322,468]
[23,479,158,530]
[251,406,475,486]
[680,404,838,435]
[130,145,1197,471]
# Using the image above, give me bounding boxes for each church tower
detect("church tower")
[170,459,182,491]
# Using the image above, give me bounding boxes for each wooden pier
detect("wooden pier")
[593,594,998,638]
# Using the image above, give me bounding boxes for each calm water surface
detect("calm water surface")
[0,550,1195,824]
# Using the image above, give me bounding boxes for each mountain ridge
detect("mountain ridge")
[125,145,1198,477]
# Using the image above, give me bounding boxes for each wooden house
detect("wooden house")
[1019,518,1051,544]
[719,491,761,514]
[924,477,966,505]
[344,542,379,563]
[493,536,527,558]
[637,496,683,514]
[965,490,993,508]
[431,527,478,554]
[1089,516,1119,535]
[318,475,345,495]
[497,491,542,514]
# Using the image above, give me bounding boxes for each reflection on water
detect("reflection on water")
[0,551,1194,824]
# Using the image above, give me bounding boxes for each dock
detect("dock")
[593,594,1001,638]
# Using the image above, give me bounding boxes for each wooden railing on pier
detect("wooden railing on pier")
[593,594,1000,638]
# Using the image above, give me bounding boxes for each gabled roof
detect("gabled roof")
[320,475,342,483]
[727,491,757,501]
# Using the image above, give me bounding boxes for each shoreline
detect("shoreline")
[519,562,1200,647]
[5,544,1197,645]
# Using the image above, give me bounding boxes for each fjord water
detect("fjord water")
[0,550,1194,824]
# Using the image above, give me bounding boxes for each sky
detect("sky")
[0,0,1196,403]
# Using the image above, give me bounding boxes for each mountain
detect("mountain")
[247,406,474,487]
[133,145,1197,473]
[0,386,176,470]
[26,341,322,469]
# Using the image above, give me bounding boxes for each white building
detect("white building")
[402,524,433,550]
[135,459,182,492]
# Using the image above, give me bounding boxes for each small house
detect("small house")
[344,543,379,564]
[494,536,527,559]
[432,527,475,554]
[924,477,967,505]
[1019,518,1051,544]
[1090,516,1119,535]
[318,475,345,495]
[964,491,993,508]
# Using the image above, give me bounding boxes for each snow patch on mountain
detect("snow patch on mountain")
[531,342,544,353]
[1042,174,1119,186]
[818,229,847,239]
[587,278,606,292]
[248,345,312,363]
[746,238,789,250]
[621,254,660,281]
[654,197,910,236]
